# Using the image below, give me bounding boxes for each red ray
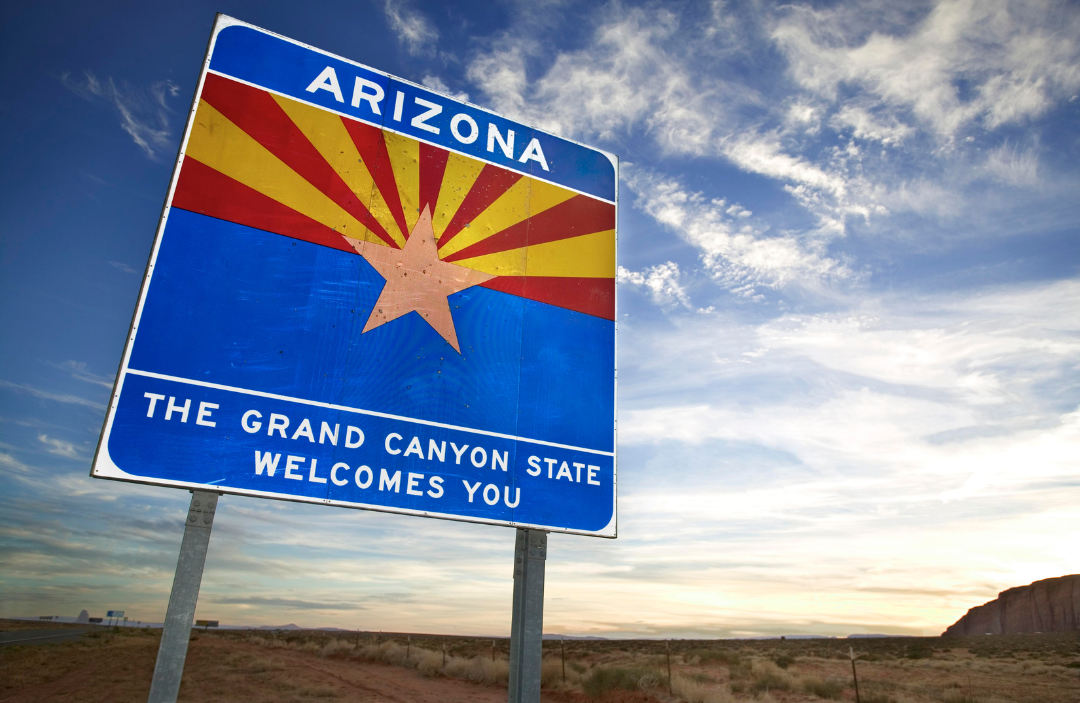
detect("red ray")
[199,73,397,248]
[339,121,410,241]
[443,195,616,263]
[436,165,523,248]
[480,277,615,320]
[418,142,449,214]
[174,158,357,254]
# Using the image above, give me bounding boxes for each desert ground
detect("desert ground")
[1,619,1077,703]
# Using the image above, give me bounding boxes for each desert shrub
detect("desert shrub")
[582,667,666,698]
[1066,661,1080,669]
[800,676,844,699]
[859,693,897,703]
[318,639,354,657]
[684,648,743,666]
[443,655,509,686]
[772,654,795,669]
[540,659,563,688]
[750,661,793,693]
[671,673,734,703]
[413,649,445,676]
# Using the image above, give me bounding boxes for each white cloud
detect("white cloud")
[618,262,691,309]
[625,169,849,296]
[60,72,179,159]
[0,379,105,411]
[0,452,30,474]
[771,0,1080,139]
[108,261,139,275]
[38,434,85,461]
[49,361,114,389]
[982,141,1039,186]
[467,7,721,149]
[383,0,438,57]
[831,105,914,146]
[419,75,469,102]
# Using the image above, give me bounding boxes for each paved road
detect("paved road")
[0,629,89,646]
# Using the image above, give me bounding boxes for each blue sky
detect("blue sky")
[2,0,1079,637]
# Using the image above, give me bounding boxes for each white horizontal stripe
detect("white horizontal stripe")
[124,368,615,457]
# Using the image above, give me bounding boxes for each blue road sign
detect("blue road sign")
[92,16,617,537]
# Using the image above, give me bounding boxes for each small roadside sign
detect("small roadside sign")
[91,16,617,537]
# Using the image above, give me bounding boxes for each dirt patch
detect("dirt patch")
[0,629,516,703]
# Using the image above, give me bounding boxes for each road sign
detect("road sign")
[92,16,617,537]
[107,610,125,618]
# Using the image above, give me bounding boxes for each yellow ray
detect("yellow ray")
[383,131,421,235]
[432,153,485,239]
[438,178,529,259]
[271,94,405,247]
[438,176,578,259]
[186,101,374,242]
[451,229,616,278]
[529,178,583,219]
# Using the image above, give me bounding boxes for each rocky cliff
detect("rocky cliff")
[943,574,1080,636]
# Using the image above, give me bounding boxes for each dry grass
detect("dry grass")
[4,621,1077,703]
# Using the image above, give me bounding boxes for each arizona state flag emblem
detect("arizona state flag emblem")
[93,19,617,537]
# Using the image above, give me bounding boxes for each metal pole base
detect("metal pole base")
[147,491,219,703]
[508,528,547,703]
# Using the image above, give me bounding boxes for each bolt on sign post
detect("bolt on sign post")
[90,14,617,703]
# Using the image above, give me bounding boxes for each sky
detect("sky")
[2,0,1079,639]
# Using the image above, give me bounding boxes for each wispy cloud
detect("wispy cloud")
[0,379,105,411]
[420,75,469,102]
[213,595,369,611]
[0,452,30,474]
[625,169,849,298]
[383,0,438,57]
[60,72,180,159]
[771,0,1080,139]
[38,434,85,461]
[48,361,114,389]
[108,261,139,275]
[618,262,692,310]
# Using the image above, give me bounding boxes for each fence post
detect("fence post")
[850,647,861,703]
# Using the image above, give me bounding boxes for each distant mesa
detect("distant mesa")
[943,574,1080,636]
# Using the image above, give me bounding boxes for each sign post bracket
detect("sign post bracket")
[508,528,547,703]
[147,490,219,703]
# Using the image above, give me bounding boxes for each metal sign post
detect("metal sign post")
[147,491,218,703]
[508,529,547,703]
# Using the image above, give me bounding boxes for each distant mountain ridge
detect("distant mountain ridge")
[943,574,1080,636]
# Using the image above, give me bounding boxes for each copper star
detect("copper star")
[346,205,494,353]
